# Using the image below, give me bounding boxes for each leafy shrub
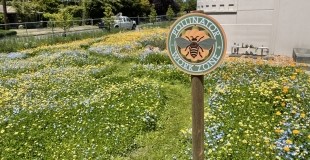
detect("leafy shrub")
[0,30,17,38]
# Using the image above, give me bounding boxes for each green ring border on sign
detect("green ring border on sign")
[166,12,227,75]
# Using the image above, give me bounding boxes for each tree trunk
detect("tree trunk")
[2,0,8,30]
[81,0,87,25]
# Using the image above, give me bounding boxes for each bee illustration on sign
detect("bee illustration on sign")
[175,36,216,59]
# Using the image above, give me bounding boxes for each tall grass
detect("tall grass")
[0,29,119,53]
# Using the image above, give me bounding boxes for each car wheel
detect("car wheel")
[132,24,136,30]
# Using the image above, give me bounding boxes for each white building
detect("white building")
[197,0,310,56]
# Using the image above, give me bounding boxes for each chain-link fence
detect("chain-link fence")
[130,15,168,25]
[0,15,172,38]
[0,18,102,37]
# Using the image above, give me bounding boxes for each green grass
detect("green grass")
[139,21,174,29]
[0,52,171,159]
[0,29,119,53]
[122,84,192,160]
[0,30,17,38]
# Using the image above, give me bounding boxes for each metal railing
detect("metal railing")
[0,18,103,37]
[0,15,171,38]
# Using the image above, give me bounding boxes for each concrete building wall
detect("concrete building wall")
[237,0,274,10]
[197,0,238,12]
[273,0,310,55]
[197,0,310,56]
[237,10,273,24]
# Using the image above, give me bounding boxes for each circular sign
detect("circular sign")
[167,13,227,75]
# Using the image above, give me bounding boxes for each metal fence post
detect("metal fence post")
[52,21,55,36]
[25,22,28,36]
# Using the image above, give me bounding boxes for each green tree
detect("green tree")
[149,4,157,24]
[187,0,197,11]
[86,0,121,19]
[65,5,83,18]
[117,0,150,17]
[12,0,62,16]
[44,8,73,36]
[175,0,186,16]
[0,13,3,24]
[103,4,114,31]
[139,0,151,14]
[150,0,180,15]
[2,0,8,29]
[12,0,39,22]
[176,0,196,13]
[32,0,62,13]
[166,5,174,21]
[80,0,88,25]
[177,5,186,17]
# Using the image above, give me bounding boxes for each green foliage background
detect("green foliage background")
[149,4,157,23]
[8,0,197,22]
[44,8,74,35]
[166,5,175,21]
[0,13,4,24]
[103,4,114,31]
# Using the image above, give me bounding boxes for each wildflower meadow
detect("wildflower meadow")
[0,27,309,159]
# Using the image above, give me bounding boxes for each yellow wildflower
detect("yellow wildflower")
[276,111,281,116]
[300,113,305,118]
[295,68,302,73]
[286,139,293,144]
[283,146,290,152]
[275,129,284,134]
[291,110,296,114]
[289,62,296,67]
[242,140,248,144]
[282,86,289,94]
[274,96,281,99]
[292,130,300,135]
[281,102,286,107]
[308,135,310,139]
[290,75,296,80]
[269,144,276,150]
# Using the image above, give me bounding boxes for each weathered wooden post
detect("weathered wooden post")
[191,74,204,159]
[166,12,226,160]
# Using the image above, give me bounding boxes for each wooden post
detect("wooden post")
[191,75,204,160]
